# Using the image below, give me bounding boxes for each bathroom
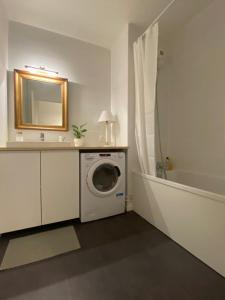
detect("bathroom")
[0,0,225,299]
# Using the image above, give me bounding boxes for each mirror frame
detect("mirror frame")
[14,69,68,131]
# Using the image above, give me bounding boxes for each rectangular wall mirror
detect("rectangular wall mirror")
[14,69,68,131]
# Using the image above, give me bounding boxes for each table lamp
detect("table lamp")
[98,110,115,146]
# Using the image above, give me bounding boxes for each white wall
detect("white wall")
[111,25,129,147]
[111,24,141,208]
[158,0,225,178]
[0,0,8,146]
[8,22,111,145]
[127,24,142,206]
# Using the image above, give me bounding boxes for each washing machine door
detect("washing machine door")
[87,159,121,197]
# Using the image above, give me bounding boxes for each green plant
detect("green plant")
[72,123,87,139]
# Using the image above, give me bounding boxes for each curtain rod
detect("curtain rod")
[141,0,177,38]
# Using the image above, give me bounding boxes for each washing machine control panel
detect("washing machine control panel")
[84,152,124,161]
[84,153,98,159]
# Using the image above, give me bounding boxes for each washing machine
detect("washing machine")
[80,151,126,222]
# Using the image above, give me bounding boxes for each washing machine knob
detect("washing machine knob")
[118,152,124,159]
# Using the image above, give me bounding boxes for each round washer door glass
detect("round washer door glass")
[92,163,120,192]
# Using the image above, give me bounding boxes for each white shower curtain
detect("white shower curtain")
[133,23,158,175]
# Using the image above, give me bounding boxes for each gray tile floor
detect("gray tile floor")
[0,212,224,300]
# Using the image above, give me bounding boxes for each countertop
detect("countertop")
[0,146,128,151]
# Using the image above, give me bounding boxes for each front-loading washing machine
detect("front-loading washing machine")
[80,151,126,222]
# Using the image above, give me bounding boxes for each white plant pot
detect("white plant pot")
[74,138,84,147]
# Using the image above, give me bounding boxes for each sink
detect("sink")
[7,141,74,148]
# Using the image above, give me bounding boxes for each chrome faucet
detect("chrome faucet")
[40,132,45,142]
[156,161,167,179]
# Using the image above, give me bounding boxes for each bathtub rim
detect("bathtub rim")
[133,171,225,205]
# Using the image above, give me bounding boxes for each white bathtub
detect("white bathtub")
[132,170,225,277]
[167,169,225,196]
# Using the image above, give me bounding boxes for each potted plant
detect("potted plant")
[72,123,87,147]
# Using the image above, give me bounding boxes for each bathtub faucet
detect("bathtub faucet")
[156,161,167,179]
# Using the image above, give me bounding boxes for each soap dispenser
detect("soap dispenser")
[165,157,172,171]
[16,131,23,142]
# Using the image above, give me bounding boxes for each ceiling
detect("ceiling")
[3,0,171,49]
[4,0,214,49]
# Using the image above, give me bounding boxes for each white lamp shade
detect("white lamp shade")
[98,110,115,123]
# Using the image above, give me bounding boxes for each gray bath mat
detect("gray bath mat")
[0,226,80,270]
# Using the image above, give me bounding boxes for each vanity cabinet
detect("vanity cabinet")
[0,151,41,233]
[0,150,80,234]
[41,150,79,225]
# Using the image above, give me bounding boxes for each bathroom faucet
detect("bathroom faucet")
[40,132,45,142]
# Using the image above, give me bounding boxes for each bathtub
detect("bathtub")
[167,169,225,196]
[132,170,225,277]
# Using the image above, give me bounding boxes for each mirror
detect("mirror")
[14,69,68,131]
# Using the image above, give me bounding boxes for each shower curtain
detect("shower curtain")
[133,23,158,175]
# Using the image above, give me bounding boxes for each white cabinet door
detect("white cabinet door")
[41,151,79,225]
[0,151,41,233]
